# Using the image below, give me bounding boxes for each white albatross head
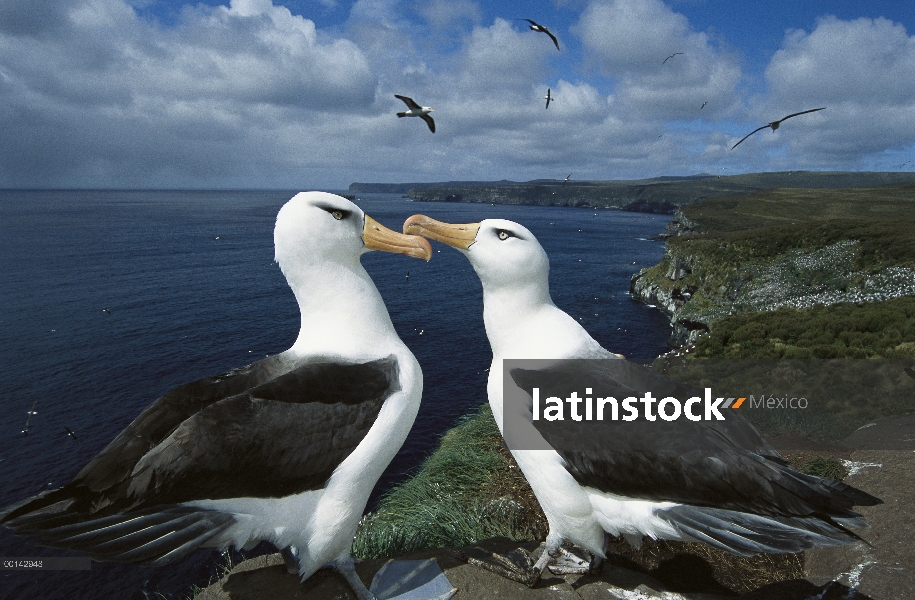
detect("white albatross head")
[403,215,549,299]
[275,192,431,276]
[404,214,617,360]
[276,192,431,354]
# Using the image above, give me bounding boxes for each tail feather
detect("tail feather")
[53,511,204,549]
[396,112,407,118]
[663,504,867,555]
[4,504,234,566]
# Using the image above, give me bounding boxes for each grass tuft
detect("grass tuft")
[352,404,547,559]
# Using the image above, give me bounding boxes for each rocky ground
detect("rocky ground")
[196,538,866,600]
[803,413,915,599]
[197,414,914,600]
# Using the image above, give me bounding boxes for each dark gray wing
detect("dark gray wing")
[395,94,421,110]
[730,124,769,150]
[3,356,399,519]
[420,114,436,133]
[543,28,560,50]
[779,107,826,122]
[509,360,879,519]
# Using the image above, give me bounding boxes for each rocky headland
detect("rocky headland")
[629,182,915,350]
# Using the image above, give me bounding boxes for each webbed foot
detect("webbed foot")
[544,545,592,575]
[451,546,540,586]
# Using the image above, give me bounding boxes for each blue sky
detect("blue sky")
[1,0,913,188]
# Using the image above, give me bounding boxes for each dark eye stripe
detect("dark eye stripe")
[317,204,351,220]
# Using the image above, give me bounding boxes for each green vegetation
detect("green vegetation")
[791,455,847,481]
[633,182,915,339]
[694,297,915,359]
[676,182,915,233]
[352,404,547,559]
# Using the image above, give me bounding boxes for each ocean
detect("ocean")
[0,189,672,599]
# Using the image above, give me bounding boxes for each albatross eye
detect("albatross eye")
[331,210,344,220]
[497,230,512,241]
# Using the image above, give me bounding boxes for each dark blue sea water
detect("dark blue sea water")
[0,190,672,599]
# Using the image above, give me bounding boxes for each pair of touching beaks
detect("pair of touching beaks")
[366,214,479,261]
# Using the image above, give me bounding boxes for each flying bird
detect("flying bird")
[544,88,552,109]
[662,52,683,64]
[404,215,881,586]
[2,193,433,600]
[102,308,111,315]
[562,173,572,186]
[519,19,560,51]
[730,107,827,150]
[700,101,708,110]
[395,95,435,133]
[63,427,78,441]
[22,401,38,437]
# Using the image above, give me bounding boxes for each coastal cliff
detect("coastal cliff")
[630,182,915,351]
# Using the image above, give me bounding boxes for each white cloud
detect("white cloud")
[767,17,915,106]
[0,0,913,188]
[754,16,915,160]
[576,0,742,120]
[0,0,379,187]
[416,0,480,30]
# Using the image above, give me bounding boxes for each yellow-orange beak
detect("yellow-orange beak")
[402,214,480,250]
[363,215,432,261]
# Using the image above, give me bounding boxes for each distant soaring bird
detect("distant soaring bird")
[544,88,553,109]
[63,427,78,441]
[395,95,436,133]
[22,401,38,437]
[2,193,433,600]
[519,19,560,51]
[730,107,826,150]
[662,52,683,64]
[563,173,572,186]
[700,101,708,110]
[102,308,111,315]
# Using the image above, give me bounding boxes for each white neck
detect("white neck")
[284,259,399,358]
[482,280,604,361]
[482,279,551,358]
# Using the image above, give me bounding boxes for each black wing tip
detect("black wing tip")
[394,94,420,109]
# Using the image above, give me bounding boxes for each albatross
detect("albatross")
[519,19,560,51]
[403,214,881,586]
[661,52,683,64]
[2,192,433,600]
[395,94,436,133]
[22,400,38,437]
[731,107,826,150]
